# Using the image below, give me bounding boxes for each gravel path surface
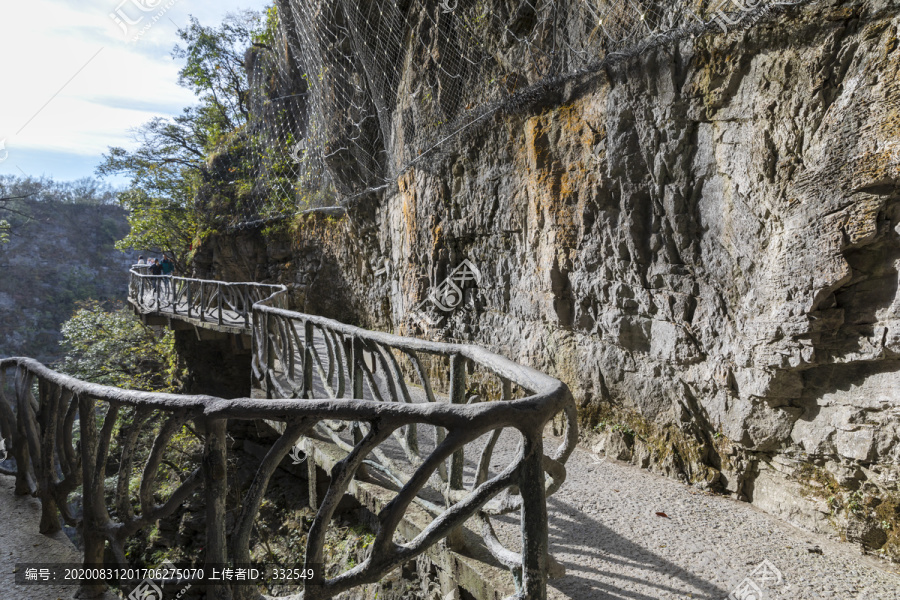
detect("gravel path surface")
[534,445,900,600]
[290,326,900,600]
[0,474,83,600]
[298,332,900,599]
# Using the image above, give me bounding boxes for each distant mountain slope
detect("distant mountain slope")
[0,200,136,363]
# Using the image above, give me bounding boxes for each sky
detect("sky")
[0,0,272,186]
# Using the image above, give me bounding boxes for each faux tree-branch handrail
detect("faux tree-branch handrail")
[0,269,580,599]
[0,357,566,430]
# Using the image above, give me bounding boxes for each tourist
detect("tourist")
[149,258,163,294]
[160,254,174,293]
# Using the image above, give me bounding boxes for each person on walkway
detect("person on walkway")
[148,258,163,296]
[160,254,174,294]
[137,255,146,265]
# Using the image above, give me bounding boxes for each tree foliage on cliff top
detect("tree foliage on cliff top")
[173,13,258,133]
[98,10,267,266]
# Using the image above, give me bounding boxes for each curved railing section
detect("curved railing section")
[128,266,287,328]
[252,289,578,599]
[0,273,577,600]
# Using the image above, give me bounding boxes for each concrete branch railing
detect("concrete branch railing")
[251,288,578,599]
[129,266,287,328]
[0,273,576,600]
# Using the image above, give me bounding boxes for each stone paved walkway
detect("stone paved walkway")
[107,301,900,599]
[0,474,82,600]
[299,330,900,600]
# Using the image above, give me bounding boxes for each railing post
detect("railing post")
[351,337,364,445]
[265,313,276,399]
[449,353,466,490]
[307,445,318,510]
[78,393,108,598]
[12,367,34,496]
[446,353,469,552]
[218,283,224,325]
[37,380,61,534]
[244,288,251,328]
[519,433,549,600]
[199,283,206,322]
[203,417,231,600]
[286,317,296,381]
[352,337,364,401]
[139,276,144,308]
[171,277,177,313]
[250,309,262,392]
[187,282,193,318]
[303,320,314,399]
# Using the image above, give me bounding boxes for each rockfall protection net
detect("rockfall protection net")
[236,0,809,224]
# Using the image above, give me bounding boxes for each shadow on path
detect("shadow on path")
[545,495,726,599]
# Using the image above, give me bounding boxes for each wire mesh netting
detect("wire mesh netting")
[235,0,808,225]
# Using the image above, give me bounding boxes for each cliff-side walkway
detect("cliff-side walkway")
[3,449,899,600]
[124,271,900,600]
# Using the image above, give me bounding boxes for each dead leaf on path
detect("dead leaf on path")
[655,512,669,518]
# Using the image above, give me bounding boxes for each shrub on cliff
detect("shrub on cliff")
[59,301,182,392]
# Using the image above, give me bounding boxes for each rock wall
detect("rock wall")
[197,0,900,559]
[173,331,253,398]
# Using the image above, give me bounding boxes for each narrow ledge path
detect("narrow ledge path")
[0,474,91,600]
[534,443,900,600]
[295,327,900,600]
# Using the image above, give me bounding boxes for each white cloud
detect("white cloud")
[0,0,270,181]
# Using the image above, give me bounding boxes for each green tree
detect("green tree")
[97,10,266,268]
[173,10,263,134]
[98,162,200,271]
[59,301,181,392]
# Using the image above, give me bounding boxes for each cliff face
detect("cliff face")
[197,0,900,557]
[0,201,134,363]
